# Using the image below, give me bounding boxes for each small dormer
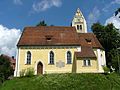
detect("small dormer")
[72,8,87,33]
[85,38,92,44]
[45,35,53,42]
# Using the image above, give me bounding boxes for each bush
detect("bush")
[20,68,34,77]
[103,66,110,73]
[0,55,13,83]
[20,69,26,77]
[25,68,34,77]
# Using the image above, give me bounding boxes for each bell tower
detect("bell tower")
[72,8,87,33]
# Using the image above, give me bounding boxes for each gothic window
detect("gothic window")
[49,51,54,64]
[67,51,72,64]
[83,59,91,66]
[26,51,31,64]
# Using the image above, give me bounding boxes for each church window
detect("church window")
[77,25,82,30]
[88,60,91,66]
[26,51,31,64]
[67,51,72,64]
[49,51,54,64]
[80,25,82,30]
[77,25,80,30]
[83,59,91,66]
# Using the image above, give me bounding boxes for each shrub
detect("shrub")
[20,68,34,77]
[20,69,25,77]
[103,66,110,73]
[25,68,34,77]
[0,55,13,83]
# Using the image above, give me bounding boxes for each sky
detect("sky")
[0,0,120,56]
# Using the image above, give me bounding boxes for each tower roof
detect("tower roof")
[72,8,87,33]
[75,8,83,17]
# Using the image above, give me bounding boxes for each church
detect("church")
[14,8,106,77]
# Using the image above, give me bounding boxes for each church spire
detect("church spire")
[72,8,87,33]
[75,8,83,17]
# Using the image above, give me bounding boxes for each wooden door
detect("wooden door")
[37,62,43,75]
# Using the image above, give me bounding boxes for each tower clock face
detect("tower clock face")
[78,19,80,21]
[77,18,83,22]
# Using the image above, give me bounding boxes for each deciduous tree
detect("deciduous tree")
[0,55,13,83]
[36,20,47,26]
[92,22,120,71]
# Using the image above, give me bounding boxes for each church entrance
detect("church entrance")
[37,62,43,75]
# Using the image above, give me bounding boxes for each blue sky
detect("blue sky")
[0,0,120,30]
[0,0,120,56]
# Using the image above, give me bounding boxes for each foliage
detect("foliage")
[0,55,13,84]
[36,20,47,26]
[103,66,110,73]
[108,49,120,72]
[1,73,120,90]
[20,68,34,77]
[91,22,120,71]
[25,68,34,77]
[20,69,25,77]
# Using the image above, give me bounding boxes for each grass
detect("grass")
[0,73,120,90]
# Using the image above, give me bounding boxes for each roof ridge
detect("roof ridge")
[24,26,75,29]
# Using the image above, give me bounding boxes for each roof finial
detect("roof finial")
[77,8,80,13]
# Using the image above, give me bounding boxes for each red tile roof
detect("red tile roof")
[1,54,16,63]
[18,26,80,46]
[1,54,16,70]
[75,46,96,58]
[17,26,104,58]
[78,33,103,49]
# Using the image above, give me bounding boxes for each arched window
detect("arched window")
[77,25,82,30]
[67,51,72,64]
[77,25,80,30]
[80,25,82,30]
[26,51,31,64]
[49,51,54,64]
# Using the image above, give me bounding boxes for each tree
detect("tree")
[0,55,13,84]
[36,20,47,26]
[91,22,120,71]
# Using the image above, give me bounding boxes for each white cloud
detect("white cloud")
[32,0,62,12]
[13,0,22,5]
[111,0,120,4]
[87,7,100,29]
[105,12,120,31]
[0,25,21,56]
[102,0,120,12]
[102,4,111,12]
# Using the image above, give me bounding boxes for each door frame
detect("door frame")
[35,60,45,75]
[37,62,43,74]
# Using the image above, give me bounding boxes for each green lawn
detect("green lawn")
[0,73,120,90]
